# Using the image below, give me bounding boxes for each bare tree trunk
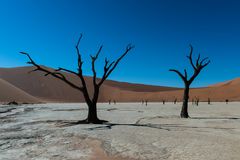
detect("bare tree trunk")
[181,85,189,118]
[85,86,104,123]
[87,102,99,123]
[170,45,210,118]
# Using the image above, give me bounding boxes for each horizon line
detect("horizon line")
[0,65,236,89]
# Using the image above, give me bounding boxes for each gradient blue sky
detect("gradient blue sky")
[0,0,240,87]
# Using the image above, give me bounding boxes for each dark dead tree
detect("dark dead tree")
[208,97,211,105]
[196,97,199,106]
[20,34,134,124]
[226,99,229,104]
[174,98,177,104]
[169,45,210,118]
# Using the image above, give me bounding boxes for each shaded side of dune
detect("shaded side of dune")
[0,66,240,103]
[0,78,40,103]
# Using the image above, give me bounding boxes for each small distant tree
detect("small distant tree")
[21,34,134,124]
[162,99,165,105]
[174,98,177,104]
[169,45,210,118]
[196,98,199,106]
[208,98,211,105]
[226,99,229,104]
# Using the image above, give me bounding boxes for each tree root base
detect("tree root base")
[76,119,108,124]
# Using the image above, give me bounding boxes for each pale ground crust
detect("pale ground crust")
[88,138,134,160]
[1,102,240,160]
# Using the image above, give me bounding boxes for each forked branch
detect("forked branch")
[98,44,134,86]
[91,46,103,86]
[169,69,187,83]
[169,45,210,85]
[21,34,134,104]
[20,52,83,91]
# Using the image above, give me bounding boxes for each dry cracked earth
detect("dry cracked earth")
[1,102,240,160]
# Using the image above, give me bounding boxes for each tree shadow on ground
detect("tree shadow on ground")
[85,123,172,131]
[55,120,171,131]
[45,116,240,131]
[83,123,236,131]
[191,117,240,120]
[56,121,236,131]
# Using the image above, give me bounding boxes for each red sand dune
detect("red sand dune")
[0,78,39,103]
[0,66,239,103]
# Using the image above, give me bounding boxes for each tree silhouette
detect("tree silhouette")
[226,99,229,104]
[174,98,177,104]
[20,34,134,124]
[169,45,210,118]
[208,97,211,105]
[196,97,199,106]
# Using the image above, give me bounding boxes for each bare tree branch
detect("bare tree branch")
[98,44,134,86]
[169,45,210,85]
[74,34,89,95]
[196,54,201,67]
[91,46,103,86]
[201,60,210,68]
[184,69,187,79]
[76,34,84,74]
[105,44,134,78]
[169,69,187,83]
[20,34,134,123]
[186,45,196,70]
[199,57,209,65]
[169,45,210,118]
[20,52,83,91]
[55,67,79,76]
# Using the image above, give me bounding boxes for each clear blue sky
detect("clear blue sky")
[0,0,240,87]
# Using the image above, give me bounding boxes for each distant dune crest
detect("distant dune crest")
[0,66,239,103]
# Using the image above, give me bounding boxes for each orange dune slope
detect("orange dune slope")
[0,66,178,102]
[0,78,39,103]
[0,66,239,103]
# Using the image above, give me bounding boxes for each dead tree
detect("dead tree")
[20,34,134,124]
[226,99,229,104]
[174,98,177,104]
[169,45,210,118]
[196,97,199,106]
[208,98,211,105]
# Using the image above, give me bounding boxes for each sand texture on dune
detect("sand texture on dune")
[0,66,178,103]
[0,102,240,160]
[0,66,240,103]
[0,78,39,103]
